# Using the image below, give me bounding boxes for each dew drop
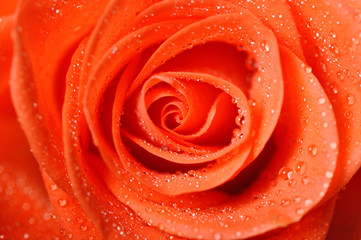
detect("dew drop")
[213,232,222,240]
[296,208,305,215]
[346,94,356,105]
[330,142,337,150]
[80,225,88,232]
[304,198,313,207]
[58,199,67,207]
[281,199,290,207]
[188,170,196,177]
[337,71,344,80]
[294,161,307,175]
[325,171,333,179]
[329,43,340,55]
[112,46,118,54]
[317,97,326,105]
[279,167,293,180]
[344,110,353,119]
[288,179,296,187]
[307,145,318,156]
[305,66,312,74]
[301,116,309,124]
[235,115,245,127]
[261,40,270,52]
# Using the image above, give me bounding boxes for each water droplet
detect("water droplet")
[288,179,296,187]
[346,94,356,105]
[213,232,222,240]
[80,225,88,232]
[296,208,305,215]
[294,161,307,175]
[307,145,318,156]
[261,40,270,52]
[279,167,293,180]
[344,110,353,119]
[325,171,333,179]
[50,184,57,191]
[281,199,290,207]
[188,170,196,177]
[305,66,312,74]
[329,43,340,55]
[235,115,245,126]
[317,97,326,105]
[298,147,304,155]
[301,116,309,124]
[336,71,344,80]
[112,46,118,54]
[330,142,337,150]
[304,198,313,207]
[58,199,67,207]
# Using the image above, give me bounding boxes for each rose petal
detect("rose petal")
[228,0,305,60]
[0,114,60,239]
[62,36,179,240]
[0,17,59,236]
[10,0,109,195]
[254,197,336,240]
[83,19,196,178]
[287,0,361,198]
[42,171,102,240]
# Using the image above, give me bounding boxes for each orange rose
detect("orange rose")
[1,0,361,239]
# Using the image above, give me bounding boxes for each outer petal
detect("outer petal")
[0,115,60,239]
[287,0,361,198]
[254,197,336,240]
[10,0,109,195]
[0,15,59,239]
[42,171,102,240]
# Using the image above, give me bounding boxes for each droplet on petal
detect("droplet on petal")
[58,199,67,207]
[294,161,307,175]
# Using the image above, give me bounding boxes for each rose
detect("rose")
[1,0,361,239]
